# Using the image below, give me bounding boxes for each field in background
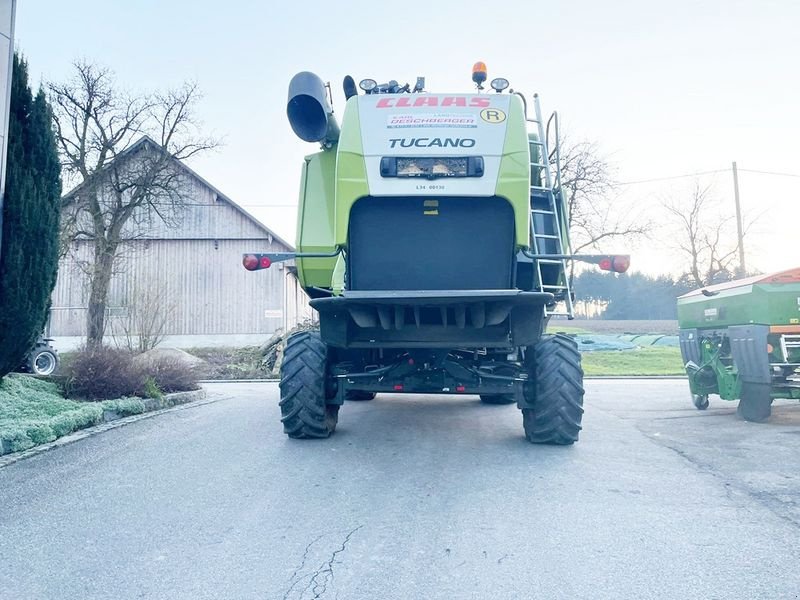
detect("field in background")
[547,320,685,377]
[581,347,684,376]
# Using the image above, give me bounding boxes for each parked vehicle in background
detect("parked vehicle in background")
[18,336,59,376]
[678,268,800,421]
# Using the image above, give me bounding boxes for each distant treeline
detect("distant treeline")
[573,271,696,320]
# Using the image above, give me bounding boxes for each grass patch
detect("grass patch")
[0,375,102,453]
[581,346,685,376]
[0,374,150,455]
[186,346,269,379]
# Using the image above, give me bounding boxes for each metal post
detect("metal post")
[732,161,746,275]
[0,0,17,264]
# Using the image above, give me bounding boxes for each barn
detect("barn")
[49,137,311,349]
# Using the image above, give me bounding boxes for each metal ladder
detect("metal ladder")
[527,93,574,318]
[779,334,800,365]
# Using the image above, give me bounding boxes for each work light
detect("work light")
[359,78,377,92]
[491,78,509,92]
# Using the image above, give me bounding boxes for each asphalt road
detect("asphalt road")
[1,380,799,600]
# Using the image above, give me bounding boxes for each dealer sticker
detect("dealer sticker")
[387,113,477,129]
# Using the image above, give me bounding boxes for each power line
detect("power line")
[738,168,800,179]
[617,169,728,186]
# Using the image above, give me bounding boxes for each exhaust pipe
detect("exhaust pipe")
[287,71,340,146]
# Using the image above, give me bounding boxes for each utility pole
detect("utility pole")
[0,0,16,264]
[732,161,746,275]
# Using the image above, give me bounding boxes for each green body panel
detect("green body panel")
[677,282,800,329]
[493,95,532,247]
[295,150,338,288]
[334,96,370,247]
[331,254,346,296]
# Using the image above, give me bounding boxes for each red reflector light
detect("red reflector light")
[393,384,404,391]
[456,385,466,392]
[612,255,630,273]
[243,254,259,271]
[259,256,272,269]
[597,256,630,273]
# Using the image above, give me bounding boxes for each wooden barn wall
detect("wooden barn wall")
[64,169,278,242]
[50,238,310,337]
[119,175,275,240]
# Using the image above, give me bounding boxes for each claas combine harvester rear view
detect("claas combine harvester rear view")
[244,64,629,444]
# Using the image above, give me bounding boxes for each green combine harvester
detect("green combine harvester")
[677,268,800,421]
[244,64,628,444]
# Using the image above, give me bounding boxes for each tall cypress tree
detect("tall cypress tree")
[0,53,62,378]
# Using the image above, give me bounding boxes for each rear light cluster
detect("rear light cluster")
[243,254,272,271]
[598,255,630,274]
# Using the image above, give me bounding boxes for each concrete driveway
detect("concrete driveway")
[0,380,798,599]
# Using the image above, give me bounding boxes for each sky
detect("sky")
[14,0,800,277]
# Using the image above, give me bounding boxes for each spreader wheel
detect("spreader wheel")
[737,382,772,423]
[692,394,710,410]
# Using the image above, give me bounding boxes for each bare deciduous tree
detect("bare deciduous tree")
[111,276,176,354]
[556,137,650,255]
[49,61,218,345]
[664,181,753,287]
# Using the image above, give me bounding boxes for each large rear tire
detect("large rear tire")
[737,382,772,423]
[279,331,339,439]
[522,334,585,445]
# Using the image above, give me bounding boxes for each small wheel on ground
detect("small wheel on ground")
[27,347,59,376]
[279,330,339,439]
[522,334,584,445]
[480,394,515,405]
[692,394,709,410]
[737,383,772,423]
[346,390,376,401]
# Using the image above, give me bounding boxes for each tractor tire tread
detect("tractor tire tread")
[279,331,338,439]
[523,334,585,445]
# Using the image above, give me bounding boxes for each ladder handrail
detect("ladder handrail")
[529,93,574,319]
[546,111,563,193]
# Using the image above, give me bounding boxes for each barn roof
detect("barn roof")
[61,136,294,250]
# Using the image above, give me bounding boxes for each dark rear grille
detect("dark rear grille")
[348,196,515,291]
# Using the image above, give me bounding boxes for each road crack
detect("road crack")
[647,434,800,530]
[303,525,363,599]
[284,525,363,600]
[282,533,326,600]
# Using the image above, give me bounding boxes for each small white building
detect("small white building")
[50,138,311,349]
